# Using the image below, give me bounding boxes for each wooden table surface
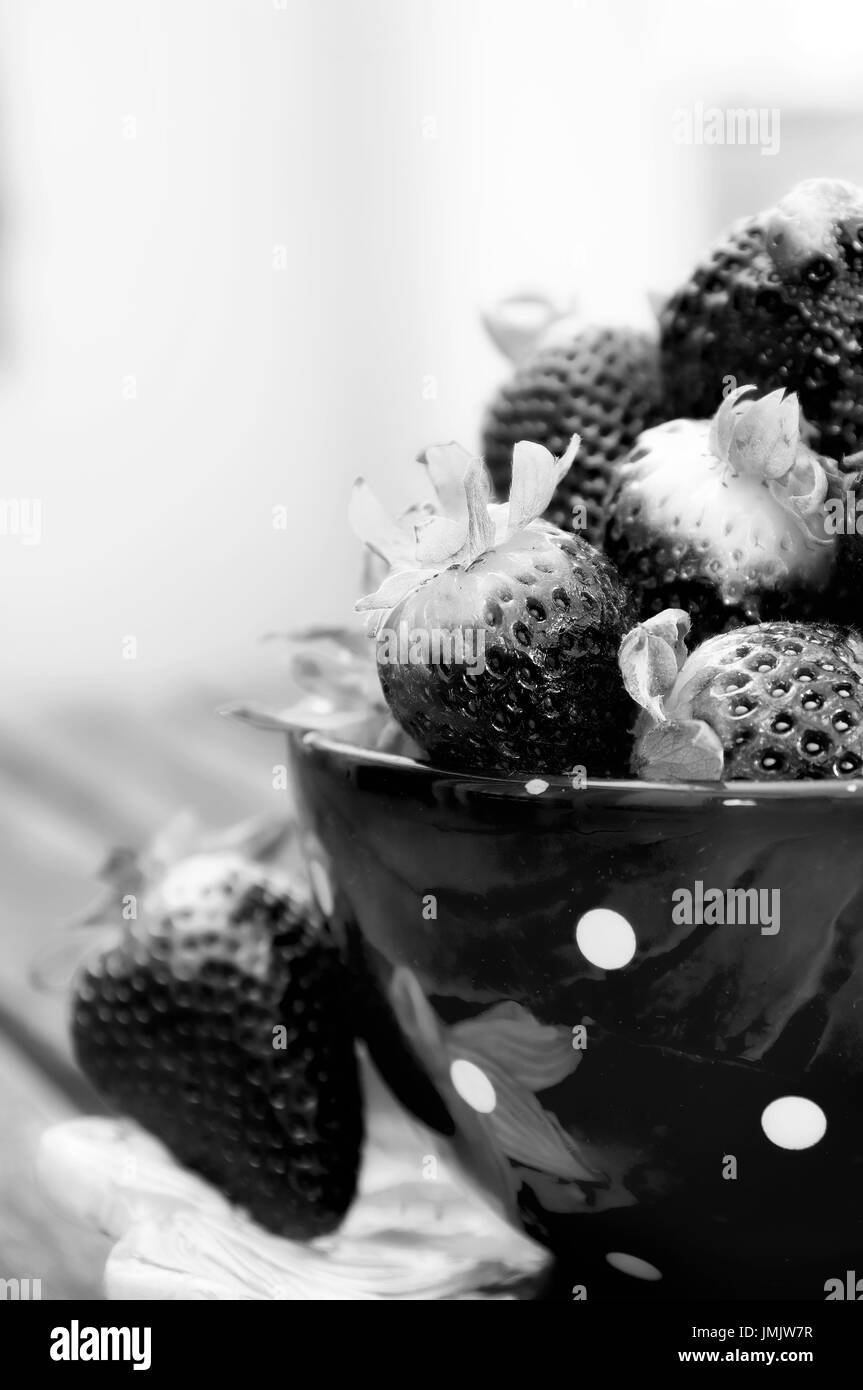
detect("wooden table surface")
[0,692,286,1299]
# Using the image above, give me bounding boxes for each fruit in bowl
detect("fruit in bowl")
[63,176,863,1301]
[351,437,635,775]
[286,725,863,1299]
[480,294,664,545]
[621,613,863,782]
[242,433,863,1300]
[277,176,863,1295]
[661,177,863,463]
[604,386,843,644]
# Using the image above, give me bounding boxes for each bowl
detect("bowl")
[287,729,863,1301]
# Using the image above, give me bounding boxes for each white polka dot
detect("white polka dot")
[308,859,334,917]
[449,1059,496,1113]
[575,908,637,970]
[605,1252,662,1281]
[761,1096,827,1150]
[525,779,549,795]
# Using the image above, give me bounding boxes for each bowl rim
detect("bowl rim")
[292,729,863,803]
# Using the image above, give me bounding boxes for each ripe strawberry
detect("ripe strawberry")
[661,178,863,461]
[621,611,863,781]
[482,320,664,545]
[605,385,841,643]
[352,437,635,775]
[71,840,362,1239]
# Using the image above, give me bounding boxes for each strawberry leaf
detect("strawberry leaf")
[618,609,691,721]
[480,292,570,364]
[505,441,561,537]
[463,459,495,560]
[634,718,725,782]
[708,384,756,460]
[728,389,799,480]
[418,442,473,523]
[355,567,438,616]
[414,514,469,566]
[349,480,418,567]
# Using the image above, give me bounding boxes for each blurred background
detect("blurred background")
[2,0,863,1297]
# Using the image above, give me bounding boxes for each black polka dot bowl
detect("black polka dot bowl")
[288,730,863,1301]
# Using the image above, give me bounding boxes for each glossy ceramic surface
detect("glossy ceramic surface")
[288,731,863,1300]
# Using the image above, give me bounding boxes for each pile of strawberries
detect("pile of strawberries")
[70,177,863,1252]
[354,177,863,786]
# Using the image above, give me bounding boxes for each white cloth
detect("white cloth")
[37,1059,547,1301]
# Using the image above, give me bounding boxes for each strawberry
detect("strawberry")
[661,178,863,462]
[605,385,841,643]
[70,828,363,1239]
[620,610,863,781]
[351,437,635,775]
[481,300,663,545]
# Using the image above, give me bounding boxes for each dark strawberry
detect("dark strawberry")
[481,305,663,544]
[605,385,841,644]
[71,848,362,1239]
[351,438,635,775]
[661,178,863,462]
[621,611,863,781]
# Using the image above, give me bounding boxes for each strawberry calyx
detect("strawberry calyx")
[706,386,833,545]
[618,608,691,721]
[222,626,393,744]
[221,626,425,755]
[33,816,300,994]
[100,815,299,921]
[633,717,726,783]
[619,609,725,782]
[353,436,580,634]
[481,291,579,363]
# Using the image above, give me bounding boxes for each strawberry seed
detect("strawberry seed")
[760,751,784,772]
